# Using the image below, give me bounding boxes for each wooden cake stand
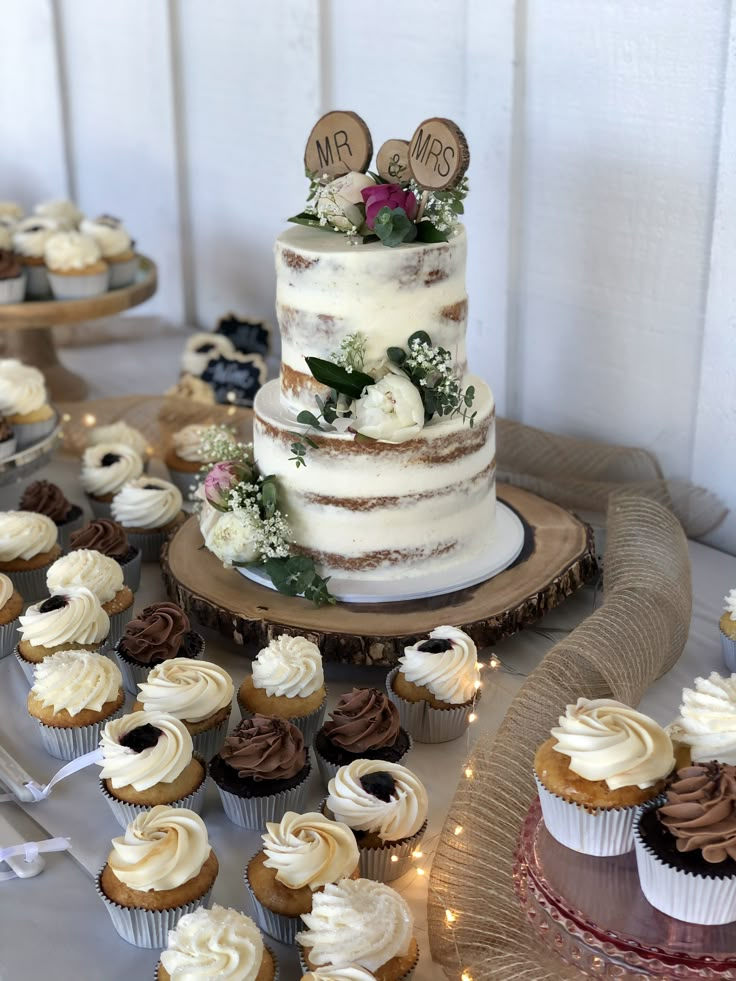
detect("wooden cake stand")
[161,484,598,665]
[0,255,157,401]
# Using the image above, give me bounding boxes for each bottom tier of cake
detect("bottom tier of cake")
[253,377,497,583]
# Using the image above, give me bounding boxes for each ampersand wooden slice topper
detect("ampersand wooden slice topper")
[376,139,410,183]
[304,111,373,178]
[408,117,469,190]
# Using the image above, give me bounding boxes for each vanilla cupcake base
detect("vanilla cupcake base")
[243,859,302,945]
[298,944,418,981]
[535,773,640,856]
[238,693,327,746]
[108,254,138,289]
[386,667,478,743]
[12,414,57,451]
[99,757,207,830]
[36,703,125,761]
[48,267,109,300]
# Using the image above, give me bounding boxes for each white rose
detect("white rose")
[204,510,260,567]
[315,172,374,232]
[354,369,425,443]
[193,483,221,539]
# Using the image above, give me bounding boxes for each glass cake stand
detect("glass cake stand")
[0,413,61,487]
[513,797,736,978]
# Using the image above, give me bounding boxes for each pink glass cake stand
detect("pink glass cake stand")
[513,797,736,978]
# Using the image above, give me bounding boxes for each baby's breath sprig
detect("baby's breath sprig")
[407,176,469,235]
[389,330,476,426]
[199,425,253,468]
[331,332,367,374]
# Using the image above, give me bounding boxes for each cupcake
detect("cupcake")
[314,689,410,786]
[46,549,134,645]
[297,878,419,981]
[12,217,58,298]
[15,586,109,684]
[165,424,218,498]
[534,697,675,856]
[634,762,736,924]
[157,905,278,981]
[98,710,207,827]
[0,572,23,658]
[80,442,143,516]
[0,417,16,461]
[0,249,25,303]
[114,601,204,692]
[0,510,61,597]
[720,588,736,671]
[27,648,124,760]
[44,230,109,299]
[668,671,736,768]
[88,421,149,459]
[134,657,234,760]
[300,968,376,981]
[70,518,142,591]
[80,215,137,288]
[209,715,311,829]
[181,332,235,377]
[0,360,56,449]
[245,810,360,944]
[34,198,83,228]
[97,805,218,948]
[324,760,428,882]
[239,634,327,742]
[166,375,216,404]
[19,480,84,549]
[111,476,184,561]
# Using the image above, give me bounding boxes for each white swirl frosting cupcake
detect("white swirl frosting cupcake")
[165,424,217,497]
[89,421,149,457]
[81,442,144,513]
[111,477,183,562]
[0,510,60,598]
[47,548,135,646]
[669,672,736,765]
[0,359,55,447]
[181,332,235,377]
[44,230,109,299]
[12,216,58,297]
[80,215,131,256]
[34,199,83,228]
[97,805,218,949]
[297,878,418,979]
[0,571,23,659]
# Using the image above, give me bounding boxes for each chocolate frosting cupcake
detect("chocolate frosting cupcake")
[70,518,130,558]
[0,249,22,280]
[324,689,400,753]
[659,762,736,862]
[118,602,198,665]
[220,715,305,782]
[20,480,74,523]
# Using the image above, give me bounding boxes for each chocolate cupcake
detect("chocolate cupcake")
[209,715,311,829]
[70,518,142,591]
[0,417,16,462]
[314,689,411,786]
[20,480,84,550]
[114,601,204,692]
[0,248,26,304]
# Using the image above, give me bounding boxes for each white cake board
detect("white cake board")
[237,501,525,604]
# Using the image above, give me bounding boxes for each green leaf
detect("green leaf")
[303,434,319,448]
[322,402,338,423]
[354,432,377,446]
[387,346,406,366]
[260,477,279,518]
[407,330,432,349]
[305,357,375,400]
[288,213,342,233]
[297,410,322,429]
[423,391,437,417]
[415,221,449,243]
[373,207,418,248]
[464,385,475,407]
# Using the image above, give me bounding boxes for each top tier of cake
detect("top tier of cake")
[275,225,468,415]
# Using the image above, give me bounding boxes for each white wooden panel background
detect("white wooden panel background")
[1,0,734,551]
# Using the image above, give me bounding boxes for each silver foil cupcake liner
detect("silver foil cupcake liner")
[297,945,416,981]
[314,730,413,789]
[357,819,427,883]
[3,561,53,601]
[15,647,40,685]
[125,527,169,563]
[0,617,20,659]
[189,715,230,762]
[0,436,17,460]
[23,263,50,300]
[238,692,327,745]
[36,702,125,760]
[88,496,113,519]
[108,255,138,289]
[215,767,311,830]
[535,773,640,856]
[721,626,736,673]
[386,667,478,744]
[57,511,86,551]
[0,272,26,304]
[99,755,207,829]
[12,414,57,451]
[120,549,142,591]
[114,632,204,694]
[244,854,303,944]
[96,867,213,948]
[167,467,201,501]
[48,267,110,299]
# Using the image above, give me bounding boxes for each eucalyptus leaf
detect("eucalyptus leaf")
[297,410,322,429]
[260,478,279,518]
[373,207,418,248]
[305,357,375,400]
[387,346,406,365]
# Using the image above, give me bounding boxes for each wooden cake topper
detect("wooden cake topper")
[376,139,410,183]
[408,117,469,190]
[304,111,373,178]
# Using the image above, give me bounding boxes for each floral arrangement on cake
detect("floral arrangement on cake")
[288,330,476,466]
[195,427,334,605]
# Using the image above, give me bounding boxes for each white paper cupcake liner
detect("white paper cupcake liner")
[36,702,125,761]
[107,604,135,648]
[2,560,53,599]
[238,693,327,746]
[244,855,303,944]
[386,667,478,744]
[297,945,416,981]
[125,527,168,563]
[120,549,142,591]
[24,263,50,299]
[314,730,412,789]
[633,801,736,924]
[13,414,57,451]
[0,273,26,304]
[214,765,311,830]
[57,511,85,551]
[108,255,138,289]
[190,715,230,761]
[99,756,207,829]
[87,496,113,519]
[357,819,427,883]
[114,632,204,694]
[48,267,109,299]
[0,617,20,659]
[720,626,736,673]
[535,773,640,856]
[96,867,213,948]
[0,436,17,460]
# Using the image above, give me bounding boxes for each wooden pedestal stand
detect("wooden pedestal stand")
[0,255,157,401]
[162,485,598,666]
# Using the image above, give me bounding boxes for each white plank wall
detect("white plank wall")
[1,0,734,551]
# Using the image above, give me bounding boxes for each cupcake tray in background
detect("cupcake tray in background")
[514,797,736,979]
[0,412,61,487]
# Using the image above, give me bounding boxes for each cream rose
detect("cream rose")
[204,510,259,566]
[354,369,425,443]
[315,172,375,232]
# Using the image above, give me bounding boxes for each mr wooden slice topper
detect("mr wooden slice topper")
[304,111,373,178]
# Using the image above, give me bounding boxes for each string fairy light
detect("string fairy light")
[461,971,474,981]
[454,825,463,836]
[445,908,458,924]
[82,412,96,427]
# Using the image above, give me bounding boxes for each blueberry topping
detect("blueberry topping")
[417,638,453,653]
[360,771,397,802]
[119,724,162,753]
[195,343,215,354]
[100,452,121,467]
[143,483,164,490]
[23,224,45,233]
[39,595,68,614]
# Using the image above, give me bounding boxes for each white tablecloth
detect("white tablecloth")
[0,456,733,981]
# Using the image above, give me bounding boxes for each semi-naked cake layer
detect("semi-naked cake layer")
[276,225,468,414]
[253,377,496,582]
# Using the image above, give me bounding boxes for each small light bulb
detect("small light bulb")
[227,406,237,416]
[62,412,71,423]
[445,909,457,924]
[462,972,474,981]
[454,825,463,836]
[390,855,399,863]
[489,655,500,670]
[473,679,482,690]
[464,767,473,779]
[416,867,425,876]
[82,413,96,426]
[412,850,423,859]
[468,713,477,723]
[226,390,237,403]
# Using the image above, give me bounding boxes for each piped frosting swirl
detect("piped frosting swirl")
[326,759,428,842]
[658,762,736,863]
[47,549,124,605]
[671,672,736,765]
[31,648,121,716]
[0,510,57,561]
[0,360,47,416]
[323,689,399,753]
[81,442,143,497]
[70,518,129,558]
[171,424,216,463]
[80,215,132,258]
[400,625,479,704]
[159,905,265,980]
[252,634,324,699]
[19,481,73,523]
[220,715,306,782]
[137,657,233,723]
[99,710,193,790]
[44,231,101,271]
[121,602,190,664]
[88,421,148,458]
[20,587,109,647]
[112,476,182,529]
[0,573,14,609]
[262,810,359,890]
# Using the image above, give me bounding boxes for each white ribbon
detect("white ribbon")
[0,837,71,881]
[0,749,102,803]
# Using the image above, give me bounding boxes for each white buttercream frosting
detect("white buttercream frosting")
[79,216,131,258]
[0,572,14,609]
[0,226,12,250]
[20,587,109,648]
[12,217,59,258]
[160,905,264,980]
[112,477,182,530]
[44,231,102,271]
[671,672,736,764]
[252,634,324,699]
[296,878,414,974]
[34,199,83,228]
[0,359,47,416]
[99,709,194,791]
[724,588,736,622]
[181,333,235,377]
[31,648,121,716]
[0,202,23,221]
[400,625,479,704]
[137,658,234,723]
[107,805,210,892]
[302,968,376,981]
[81,442,144,497]
[0,510,57,561]
[262,810,359,890]
[326,759,428,842]
[89,422,149,457]
[172,424,215,463]
[47,549,124,605]
[551,697,675,791]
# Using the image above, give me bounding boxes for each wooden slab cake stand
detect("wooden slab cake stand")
[0,255,157,401]
[161,484,598,665]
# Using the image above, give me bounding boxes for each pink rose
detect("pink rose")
[361,184,418,230]
[204,461,248,511]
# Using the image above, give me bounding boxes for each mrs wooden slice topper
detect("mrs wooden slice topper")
[408,117,469,191]
[304,111,373,178]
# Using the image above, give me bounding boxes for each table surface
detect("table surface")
[0,454,733,981]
